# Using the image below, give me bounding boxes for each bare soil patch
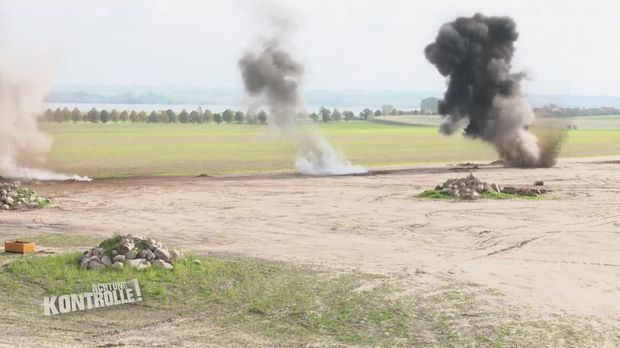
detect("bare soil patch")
[1,156,619,345]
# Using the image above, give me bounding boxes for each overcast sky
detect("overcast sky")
[1,0,619,96]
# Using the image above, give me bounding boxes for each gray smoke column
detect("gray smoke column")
[0,43,90,181]
[239,40,302,129]
[425,13,559,167]
[239,39,366,175]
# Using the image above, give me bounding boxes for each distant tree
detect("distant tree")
[189,110,201,123]
[202,110,213,123]
[158,111,167,123]
[100,109,110,123]
[374,110,382,117]
[165,109,177,123]
[88,107,100,123]
[309,112,319,122]
[234,111,244,124]
[53,108,63,123]
[213,113,223,124]
[343,110,354,122]
[421,97,439,114]
[71,108,81,123]
[62,107,71,122]
[359,108,373,120]
[178,109,189,123]
[222,109,234,124]
[44,108,54,122]
[381,105,395,115]
[119,110,128,122]
[147,111,158,123]
[245,113,257,124]
[137,111,147,123]
[110,109,120,123]
[320,106,331,123]
[129,110,138,123]
[332,108,341,122]
[257,110,267,124]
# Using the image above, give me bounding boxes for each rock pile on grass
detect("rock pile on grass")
[80,235,181,271]
[0,181,49,210]
[433,173,547,199]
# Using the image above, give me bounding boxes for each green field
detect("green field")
[373,114,620,129]
[41,122,620,178]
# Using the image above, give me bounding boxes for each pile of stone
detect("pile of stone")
[0,181,49,210]
[434,173,547,199]
[500,186,548,197]
[80,235,181,271]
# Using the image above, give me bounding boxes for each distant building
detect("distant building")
[420,97,439,114]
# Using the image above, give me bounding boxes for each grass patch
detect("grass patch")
[417,190,454,199]
[11,233,99,248]
[480,191,542,200]
[0,253,411,346]
[418,189,545,200]
[0,252,615,346]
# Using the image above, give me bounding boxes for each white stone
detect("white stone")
[153,248,171,262]
[88,260,106,270]
[125,251,137,259]
[136,261,151,271]
[117,239,135,254]
[153,259,174,270]
[144,249,155,261]
[490,183,501,193]
[170,249,182,261]
[101,255,112,266]
[91,247,105,257]
[80,256,98,269]
[127,258,147,268]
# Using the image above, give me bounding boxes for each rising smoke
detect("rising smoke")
[0,44,90,181]
[239,36,365,175]
[425,13,561,167]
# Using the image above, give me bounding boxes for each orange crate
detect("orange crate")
[4,240,36,254]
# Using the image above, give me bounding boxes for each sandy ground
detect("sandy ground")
[2,157,620,328]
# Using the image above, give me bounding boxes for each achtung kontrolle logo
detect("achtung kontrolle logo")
[43,279,142,316]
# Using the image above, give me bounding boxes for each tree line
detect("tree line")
[41,106,399,124]
[42,107,268,124]
[534,105,620,117]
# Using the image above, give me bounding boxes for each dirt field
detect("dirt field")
[2,156,620,345]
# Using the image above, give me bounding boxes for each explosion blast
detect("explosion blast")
[239,36,365,175]
[0,44,90,181]
[425,13,562,167]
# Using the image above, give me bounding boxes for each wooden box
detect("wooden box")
[4,240,36,254]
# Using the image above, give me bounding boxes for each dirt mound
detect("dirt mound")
[432,173,548,199]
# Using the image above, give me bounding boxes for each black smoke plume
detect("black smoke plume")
[425,13,560,167]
